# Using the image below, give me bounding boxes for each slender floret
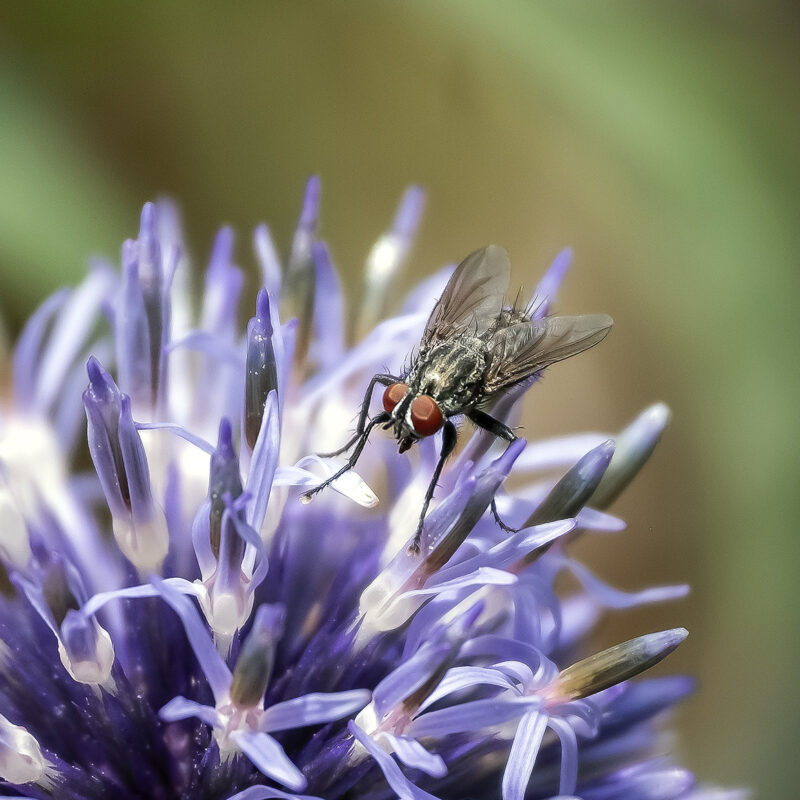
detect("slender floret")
[0,180,739,799]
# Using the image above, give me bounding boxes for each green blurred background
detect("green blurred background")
[0,2,797,794]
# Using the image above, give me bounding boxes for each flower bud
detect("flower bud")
[230,604,285,709]
[282,175,319,364]
[524,439,615,527]
[590,403,671,509]
[84,357,168,572]
[244,290,278,451]
[0,714,46,784]
[549,628,688,703]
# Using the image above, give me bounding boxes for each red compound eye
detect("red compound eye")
[382,382,408,413]
[410,395,444,437]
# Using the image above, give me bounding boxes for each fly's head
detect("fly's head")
[381,381,444,453]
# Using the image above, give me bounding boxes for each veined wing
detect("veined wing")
[422,245,511,346]
[483,313,613,393]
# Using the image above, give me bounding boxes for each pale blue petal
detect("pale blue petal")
[555,556,690,609]
[154,577,232,701]
[231,730,307,792]
[159,695,220,728]
[348,722,441,800]
[373,639,451,717]
[501,710,547,800]
[81,577,200,618]
[548,716,579,795]
[380,733,447,778]
[261,690,370,733]
[408,696,539,738]
[226,785,324,800]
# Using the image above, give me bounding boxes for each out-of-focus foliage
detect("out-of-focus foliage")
[0,1,796,794]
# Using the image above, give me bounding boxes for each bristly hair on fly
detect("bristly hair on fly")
[303,244,613,553]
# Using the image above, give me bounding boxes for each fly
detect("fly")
[302,245,613,553]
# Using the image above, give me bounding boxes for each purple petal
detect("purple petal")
[348,722,440,800]
[379,733,446,778]
[12,287,69,406]
[501,710,547,800]
[555,556,689,609]
[134,421,216,455]
[227,786,324,800]
[159,695,220,728]
[117,394,157,523]
[261,690,370,733]
[419,667,519,711]
[153,577,232,701]
[372,639,452,717]
[310,241,345,368]
[548,716,578,795]
[231,730,307,792]
[246,390,280,532]
[201,226,243,338]
[401,567,516,601]
[408,696,539,738]
[82,577,200,617]
[36,266,115,413]
[531,248,572,320]
[254,224,283,298]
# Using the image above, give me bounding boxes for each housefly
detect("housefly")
[303,245,612,553]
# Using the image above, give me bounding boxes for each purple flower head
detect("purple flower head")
[0,181,742,800]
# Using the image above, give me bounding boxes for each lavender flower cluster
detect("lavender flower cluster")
[0,179,739,799]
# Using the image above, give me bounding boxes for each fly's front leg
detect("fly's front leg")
[317,373,398,458]
[467,409,521,534]
[408,420,458,554]
[303,412,390,501]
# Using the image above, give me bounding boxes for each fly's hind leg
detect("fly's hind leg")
[467,408,523,534]
[316,373,398,458]
[408,420,458,554]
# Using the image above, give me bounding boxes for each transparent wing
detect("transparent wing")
[422,245,511,346]
[483,313,613,393]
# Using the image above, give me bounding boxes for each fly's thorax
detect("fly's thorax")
[407,339,488,416]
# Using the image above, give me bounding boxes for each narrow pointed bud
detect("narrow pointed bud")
[590,403,671,509]
[209,419,243,559]
[244,290,278,451]
[356,186,425,338]
[34,552,116,685]
[282,175,320,364]
[356,440,526,643]
[202,226,244,339]
[549,628,688,703]
[424,437,527,574]
[531,247,572,320]
[84,357,168,572]
[0,714,47,784]
[229,604,285,709]
[117,202,169,412]
[206,419,254,641]
[524,439,615,527]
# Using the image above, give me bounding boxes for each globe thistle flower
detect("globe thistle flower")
[0,179,742,800]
